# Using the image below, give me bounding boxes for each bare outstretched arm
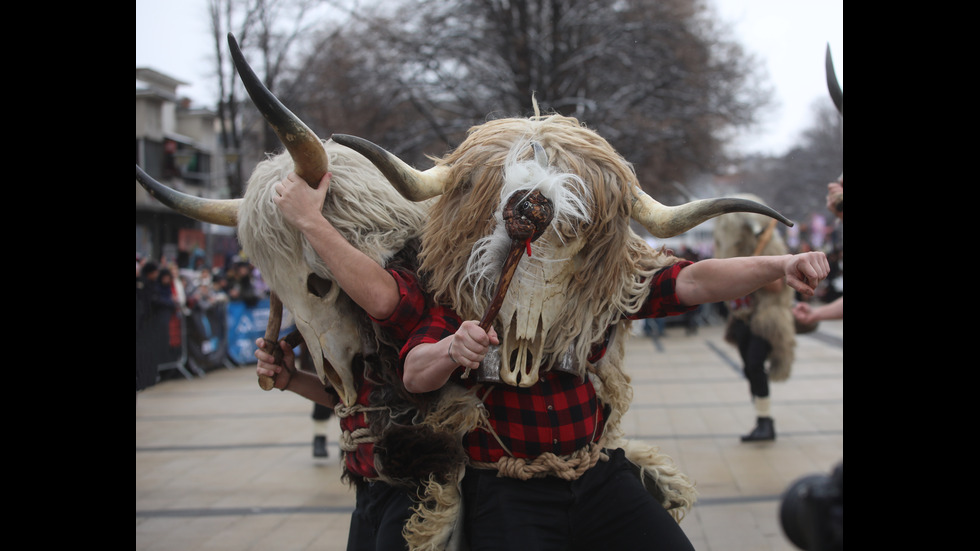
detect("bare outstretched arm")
[793,297,843,324]
[675,251,830,306]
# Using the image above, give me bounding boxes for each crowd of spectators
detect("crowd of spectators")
[136,253,270,393]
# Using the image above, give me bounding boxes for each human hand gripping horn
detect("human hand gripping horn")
[460,189,554,377]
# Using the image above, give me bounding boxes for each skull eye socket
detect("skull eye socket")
[307,273,334,298]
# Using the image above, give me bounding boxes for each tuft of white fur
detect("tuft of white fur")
[462,139,591,305]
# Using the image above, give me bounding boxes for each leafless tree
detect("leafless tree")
[283,0,771,199]
[736,100,843,224]
[208,0,330,198]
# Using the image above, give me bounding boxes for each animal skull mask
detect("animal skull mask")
[237,145,430,405]
[135,36,430,405]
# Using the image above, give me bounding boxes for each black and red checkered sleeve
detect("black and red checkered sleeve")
[399,302,461,361]
[631,260,698,320]
[370,268,430,343]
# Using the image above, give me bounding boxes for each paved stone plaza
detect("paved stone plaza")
[137,320,842,551]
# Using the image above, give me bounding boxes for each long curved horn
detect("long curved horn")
[331,134,449,202]
[228,33,328,186]
[631,186,793,238]
[136,164,240,226]
[825,44,843,116]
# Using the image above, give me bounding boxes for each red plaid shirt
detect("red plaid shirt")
[380,261,695,463]
[338,270,438,479]
[338,381,378,478]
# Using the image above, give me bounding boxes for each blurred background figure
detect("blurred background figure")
[227,260,260,307]
[136,259,160,397]
[713,197,798,443]
[295,343,335,459]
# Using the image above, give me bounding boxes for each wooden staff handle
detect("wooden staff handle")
[461,188,554,379]
[475,189,555,331]
[478,242,525,331]
[460,241,525,380]
[258,293,303,390]
[257,293,285,390]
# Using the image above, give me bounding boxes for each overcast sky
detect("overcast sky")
[136,0,842,156]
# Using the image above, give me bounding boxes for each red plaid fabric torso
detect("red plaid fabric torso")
[383,262,696,463]
[461,370,607,462]
[340,269,439,479]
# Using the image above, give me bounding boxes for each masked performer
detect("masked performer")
[253,169,468,551]
[339,115,828,550]
[713,199,798,442]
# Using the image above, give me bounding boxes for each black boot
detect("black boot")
[313,435,329,458]
[741,417,775,442]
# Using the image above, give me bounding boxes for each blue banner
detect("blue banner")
[226,298,296,365]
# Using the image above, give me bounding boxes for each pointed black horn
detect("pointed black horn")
[825,44,843,116]
[228,33,328,187]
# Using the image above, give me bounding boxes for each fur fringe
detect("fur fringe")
[621,440,698,521]
[374,424,466,485]
[402,467,467,551]
[592,320,699,519]
[400,385,483,551]
[746,286,795,381]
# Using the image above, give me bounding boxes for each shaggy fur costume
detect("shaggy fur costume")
[712,195,795,381]
[237,124,699,550]
[237,142,471,543]
[420,115,681,382]
[398,113,698,549]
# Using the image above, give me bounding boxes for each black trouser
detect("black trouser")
[729,318,772,398]
[313,402,333,421]
[461,448,694,551]
[347,481,415,551]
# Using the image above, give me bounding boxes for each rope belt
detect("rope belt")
[470,438,609,481]
[339,427,377,453]
[334,402,388,453]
